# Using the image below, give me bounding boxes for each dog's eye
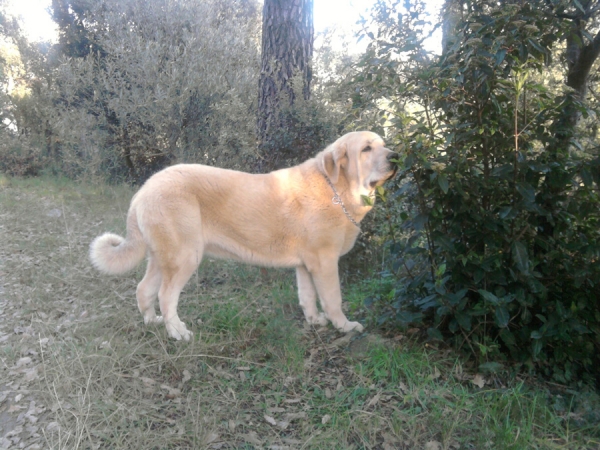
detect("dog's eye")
[362,146,372,153]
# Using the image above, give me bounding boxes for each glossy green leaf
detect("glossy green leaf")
[511,241,529,274]
[437,173,449,193]
[494,306,510,328]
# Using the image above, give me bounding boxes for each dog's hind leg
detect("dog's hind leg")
[157,246,203,341]
[136,256,163,326]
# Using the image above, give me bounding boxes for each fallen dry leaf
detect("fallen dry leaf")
[203,432,219,445]
[241,431,262,445]
[15,357,32,368]
[266,407,285,413]
[472,374,486,388]
[425,441,442,450]
[264,414,277,426]
[429,366,441,381]
[321,414,331,424]
[367,393,381,408]
[161,384,181,399]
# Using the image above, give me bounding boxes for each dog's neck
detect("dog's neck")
[322,173,373,230]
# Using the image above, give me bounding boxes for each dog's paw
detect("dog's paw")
[178,329,194,341]
[340,321,364,333]
[307,313,328,327]
[165,319,193,341]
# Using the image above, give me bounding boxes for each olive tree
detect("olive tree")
[42,0,261,182]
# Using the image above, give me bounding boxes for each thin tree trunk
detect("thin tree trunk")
[257,0,313,171]
[538,6,600,242]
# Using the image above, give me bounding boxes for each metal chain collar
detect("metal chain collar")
[322,173,361,231]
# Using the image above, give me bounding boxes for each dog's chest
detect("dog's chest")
[339,224,361,256]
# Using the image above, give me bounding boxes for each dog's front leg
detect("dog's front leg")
[308,258,364,333]
[296,266,328,326]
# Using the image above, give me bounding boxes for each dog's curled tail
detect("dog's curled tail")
[90,214,146,275]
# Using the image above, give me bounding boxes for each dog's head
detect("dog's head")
[319,131,398,199]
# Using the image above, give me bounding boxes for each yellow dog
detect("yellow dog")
[90,131,398,340]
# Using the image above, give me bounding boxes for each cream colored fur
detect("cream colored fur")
[90,131,398,340]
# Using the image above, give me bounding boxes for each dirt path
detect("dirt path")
[0,200,50,450]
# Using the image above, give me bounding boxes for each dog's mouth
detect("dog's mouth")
[370,170,396,189]
[387,164,398,180]
[368,160,399,189]
[372,165,398,187]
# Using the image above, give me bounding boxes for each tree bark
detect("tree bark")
[257,0,313,170]
[549,3,600,148]
[538,2,600,243]
[566,24,600,100]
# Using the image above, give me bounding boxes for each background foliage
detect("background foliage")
[3,0,265,182]
[350,0,600,383]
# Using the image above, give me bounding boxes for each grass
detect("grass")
[0,173,598,449]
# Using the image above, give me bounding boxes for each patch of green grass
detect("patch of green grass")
[260,317,306,374]
[354,341,599,448]
[356,343,442,385]
[203,299,255,334]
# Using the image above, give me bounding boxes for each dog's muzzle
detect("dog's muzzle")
[386,152,400,179]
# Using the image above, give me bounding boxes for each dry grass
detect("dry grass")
[0,174,598,449]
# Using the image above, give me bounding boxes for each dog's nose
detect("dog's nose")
[387,152,400,161]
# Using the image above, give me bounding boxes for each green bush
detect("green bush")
[0,134,47,177]
[9,0,262,184]
[350,1,600,383]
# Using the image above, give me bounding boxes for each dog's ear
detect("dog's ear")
[321,142,348,184]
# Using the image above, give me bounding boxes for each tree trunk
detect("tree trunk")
[538,4,600,243]
[544,4,600,156]
[257,0,313,171]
